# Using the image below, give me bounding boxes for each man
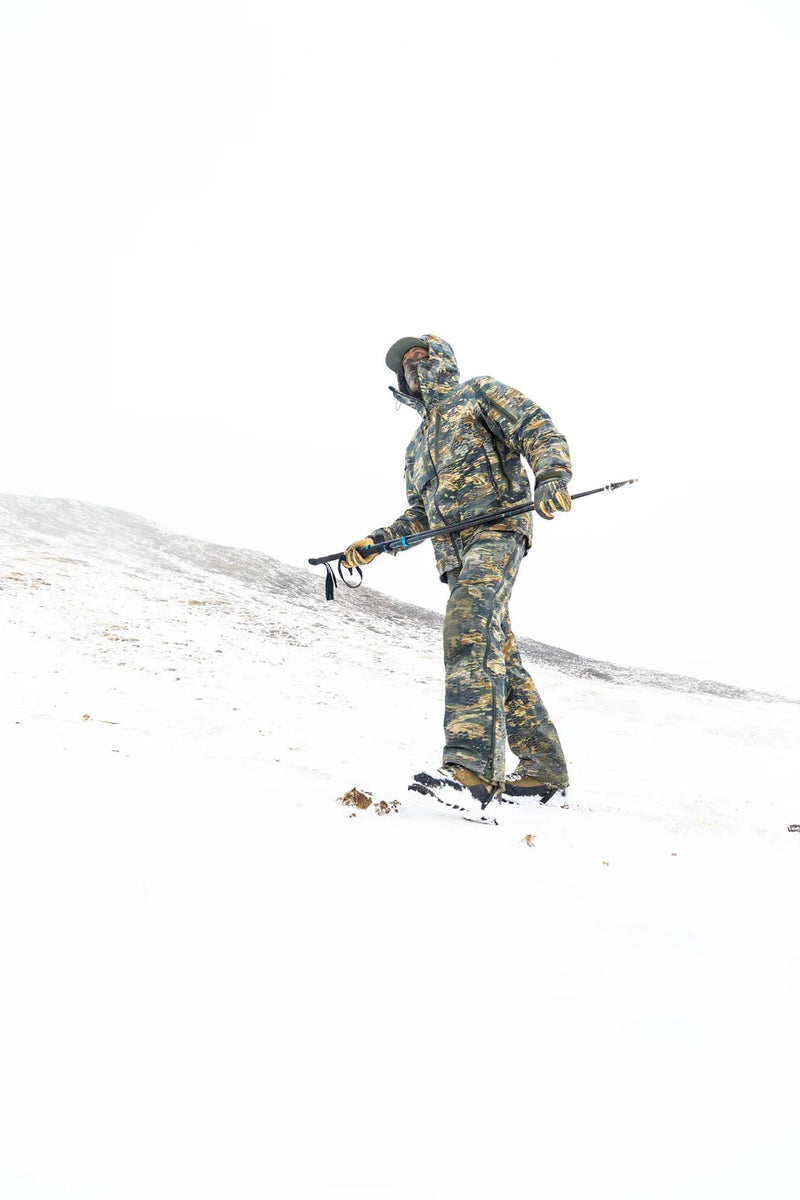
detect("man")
[344,334,572,820]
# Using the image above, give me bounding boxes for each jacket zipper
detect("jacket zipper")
[488,396,520,429]
[429,410,462,567]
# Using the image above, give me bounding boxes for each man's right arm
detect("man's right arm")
[343,481,429,567]
[366,500,429,556]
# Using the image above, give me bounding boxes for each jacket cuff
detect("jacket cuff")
[535,468,572,487]
[367,526,393,553]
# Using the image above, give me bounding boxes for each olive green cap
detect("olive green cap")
[385,335,428,373]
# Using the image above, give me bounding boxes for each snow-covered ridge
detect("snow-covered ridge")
[1,494,792,705]
[2,493,799,1200]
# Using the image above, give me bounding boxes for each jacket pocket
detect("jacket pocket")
[409,458,436,496]
[482,444,508,499]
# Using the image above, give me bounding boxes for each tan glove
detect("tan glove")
[342,537,380,569]
[533,478,572,520]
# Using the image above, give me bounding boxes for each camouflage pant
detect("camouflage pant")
[442,528,569,787]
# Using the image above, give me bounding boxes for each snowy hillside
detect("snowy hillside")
[1,494,799,1200]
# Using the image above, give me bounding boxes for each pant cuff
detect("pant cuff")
[443,753,503,786]
[514,760,569,788]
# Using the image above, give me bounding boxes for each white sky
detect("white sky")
[2,0,799,691]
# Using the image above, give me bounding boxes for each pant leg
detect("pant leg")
[442,529,524,784]
[502,618,570,787]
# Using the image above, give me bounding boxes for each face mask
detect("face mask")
[402,349,428,395]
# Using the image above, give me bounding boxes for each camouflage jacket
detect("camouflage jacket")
[369,335,572,580]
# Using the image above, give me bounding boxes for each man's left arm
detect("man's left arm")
[476,377,572,519]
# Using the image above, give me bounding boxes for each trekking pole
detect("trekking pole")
[309,478,637,600]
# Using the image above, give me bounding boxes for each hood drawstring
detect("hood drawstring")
[389,384,427,417]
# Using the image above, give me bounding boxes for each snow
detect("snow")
[1,495,799,1199]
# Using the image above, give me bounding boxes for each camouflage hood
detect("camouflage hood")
[393,334,461,416]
